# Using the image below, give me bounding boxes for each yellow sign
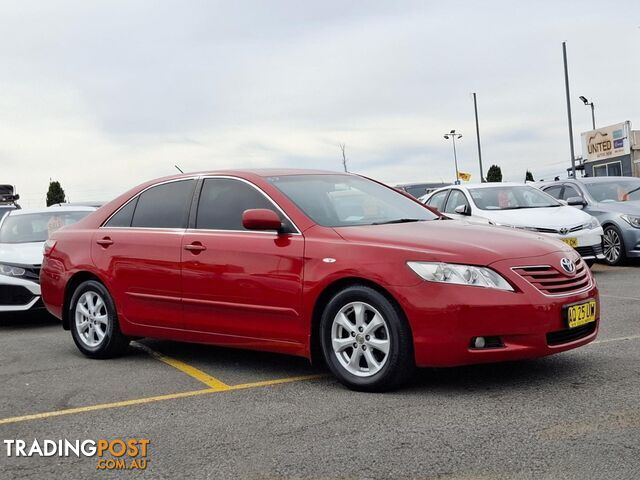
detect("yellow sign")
[457,172,472,181]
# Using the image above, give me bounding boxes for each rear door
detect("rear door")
[181,177,305,343]
[92,179,196,329]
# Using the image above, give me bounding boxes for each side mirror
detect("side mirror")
[454,204,470,215]
[242,209,283,232]
[566,196,586,207]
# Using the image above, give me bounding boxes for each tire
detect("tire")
[69,280,130,358]
[602,225,626,266]
[319,285,414,392]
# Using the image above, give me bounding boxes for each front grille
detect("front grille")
[546,322,596,346]
[531,224,585,234]
[512,258,591,296]
[575,244,603,258]
[0,285,35,306]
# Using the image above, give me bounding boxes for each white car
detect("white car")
[422,183,605,265]
[0,206,95,313]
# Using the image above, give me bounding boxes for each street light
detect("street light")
[579,96,596,130]
[444,130,462,184]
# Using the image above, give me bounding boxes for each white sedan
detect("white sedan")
[0,206,95,312]
[422,183,605,265]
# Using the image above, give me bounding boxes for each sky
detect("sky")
[0,0,638,207]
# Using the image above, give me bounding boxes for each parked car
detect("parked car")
[41,170,599,391]
[0,206,95,313]
[538,177,640,265]
[422,183,604,266]
[395,182,450,199]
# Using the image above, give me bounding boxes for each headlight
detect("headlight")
[588,217,601,230]
[621,214,640,228]
[407,262,514,291]
[0,264,26,277]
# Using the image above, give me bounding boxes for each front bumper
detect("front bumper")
[0,275,42,312]
[620,226,640,258]
[548,227,605,260]
[395,253,599,367]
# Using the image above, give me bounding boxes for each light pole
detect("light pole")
[472,93,484,182]
[444,130,462,184]
[579,96,596,130]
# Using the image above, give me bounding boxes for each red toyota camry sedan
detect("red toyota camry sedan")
[41,170,599,391]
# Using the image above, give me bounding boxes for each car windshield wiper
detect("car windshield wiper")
[371,218,423,225]
[625,186,640,196]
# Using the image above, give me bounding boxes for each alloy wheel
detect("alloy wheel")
[331,301,390,377]
[603,228,622,264]
[75,291,109,348]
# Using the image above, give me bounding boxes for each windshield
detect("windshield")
[584,180,640,203]
[0,211,91,244]
[267,174,437,227]
[469,186,561,210]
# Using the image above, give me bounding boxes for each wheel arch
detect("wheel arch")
[62,271,106,330]
[309,276,413,365]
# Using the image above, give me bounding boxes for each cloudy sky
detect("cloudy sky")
[1,1,638,206]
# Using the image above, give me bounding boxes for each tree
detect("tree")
[486,165,502,182]
[339,143,348,172]
[46,180,66,206]
[525,170,534,182]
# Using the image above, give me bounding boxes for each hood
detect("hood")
[0,242,44,266]
[592,200,640,215]
[474,206,592,229]
[334,220,569,265]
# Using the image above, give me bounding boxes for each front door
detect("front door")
[181,177,304,344]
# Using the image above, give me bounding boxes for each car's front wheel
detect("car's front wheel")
[603,225,626,266]
[69,280,130,358]
[320,285,414,392]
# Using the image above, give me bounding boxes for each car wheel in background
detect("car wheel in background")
[602,225,626,266]
[320,285,414,392]
[70,280,130,358]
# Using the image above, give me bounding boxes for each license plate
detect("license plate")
[565,300,597,329]
[560,237,578,248]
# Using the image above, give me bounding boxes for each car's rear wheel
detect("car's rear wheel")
[320,285,414,392]
[603,225,626,266]
[70,280,130,358]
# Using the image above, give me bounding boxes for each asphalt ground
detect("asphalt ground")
[0,263,639,479]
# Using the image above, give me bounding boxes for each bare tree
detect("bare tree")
[339,143,348,172]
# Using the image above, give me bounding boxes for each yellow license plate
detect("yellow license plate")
[560,237,578,248]
[565,300,597,328]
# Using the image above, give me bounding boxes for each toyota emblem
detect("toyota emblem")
[559,227,569,235]
[560,257,576,274]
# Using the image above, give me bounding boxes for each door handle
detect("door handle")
[96,237,114,247]
[184,242,207,253]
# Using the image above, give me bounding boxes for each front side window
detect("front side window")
[0,211,91,243]
[543,186,562,199]
[195,178,295,232]
[268,174,437,227]
[131,180,196,229]
[443,190,469,214]
[562,185,582,201]
[469,186,561,210]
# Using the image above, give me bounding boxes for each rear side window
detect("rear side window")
[426,190,448,211]
[104,198,138,227]
[195,178,294,232]
[131,180,196,229]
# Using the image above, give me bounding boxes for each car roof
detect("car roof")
[7,206,96,216]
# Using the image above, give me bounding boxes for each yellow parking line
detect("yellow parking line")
[133,342,231,391]
[0,374,325,426]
